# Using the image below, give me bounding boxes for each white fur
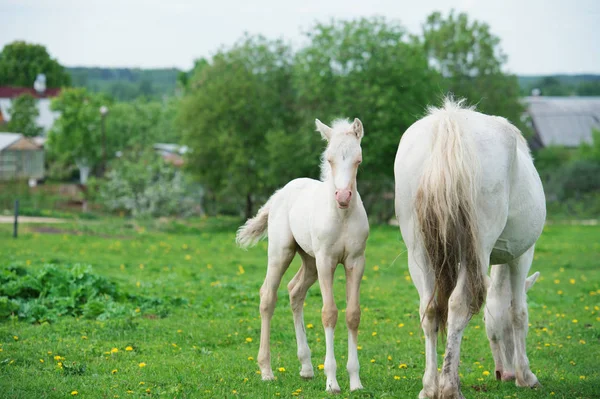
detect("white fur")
[237,118,369,393]
[394,98,546,399]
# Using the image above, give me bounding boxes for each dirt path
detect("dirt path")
[0,216,65,224]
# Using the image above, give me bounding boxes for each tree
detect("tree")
[0,94,43,136]
[294,17,441,218]
[47,88,110,183]
[0,41,71,87]
[178,36,298,218]
[422,11,524,126]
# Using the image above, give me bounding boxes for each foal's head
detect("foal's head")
[315,118,364,209]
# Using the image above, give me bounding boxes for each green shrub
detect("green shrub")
[0,263,187,323]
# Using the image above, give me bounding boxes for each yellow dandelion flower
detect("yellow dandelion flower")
[138,362,146,368]
[404,275,411,282]
[232,390,237,394]
[554,279,560,284]
[112,369,118,374]
[572,319,578,323]
[13,336,18,341]
[557,290,563,295]
[248,356,254,361]
[243,377,249,383]
[372,332,377,336]
[398,323,404,328]
[399,363,408,369]
[139,382,145,385]
[307,323,314,329]
[111,348,118,353]
[71,391,78,396]
[388,355,392,361]
[370,359,375,363]
[483,371,490,376]
[318,364,324,370]
[357,345,362,350]
[394,375,400,380]
[579,340,586,344]
[125,346,133,351]
[177,329,182,333]
[580,376,586,380]
[81,336,87,340]
[278,367,286,372]
[245,337,253,343]
[373,265,380,271]
[570,279,575,284]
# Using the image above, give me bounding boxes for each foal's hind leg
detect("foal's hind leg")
[258,240,296,380]
[508,246,540,388]
[288,250,318,379]
[345,254,365,391]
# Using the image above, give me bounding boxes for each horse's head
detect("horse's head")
[315,118,364,209]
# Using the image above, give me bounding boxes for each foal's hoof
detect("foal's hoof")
[300,368,314,379]
[326,382,341,394]
[350,382,364,392]
[261,371,275,381]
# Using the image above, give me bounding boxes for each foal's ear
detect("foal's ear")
[315,119,332,141]
[352,118,364,139]
[525,271,540,292]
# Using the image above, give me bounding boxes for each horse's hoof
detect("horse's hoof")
[501,371,515,381]
[516,370,539,388]
[326,383,341,394]
[350,383,364,392]
[419,388,438,399]
[261,372,275,381]
[300,370,314,379]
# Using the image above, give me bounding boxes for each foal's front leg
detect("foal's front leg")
[317,255,341,393]
[345,255,365,391]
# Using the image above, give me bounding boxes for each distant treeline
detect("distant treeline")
[67,67,181,101]
[518,74,600,96]
[66,66,600,101]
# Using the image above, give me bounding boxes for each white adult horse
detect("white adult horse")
[237,118,369,393]
[394,98,545,399]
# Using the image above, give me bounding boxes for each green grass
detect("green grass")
[0,217,598,398]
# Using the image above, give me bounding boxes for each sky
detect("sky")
[1,0,599,75]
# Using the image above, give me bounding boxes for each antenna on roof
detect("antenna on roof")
[34,74,46,95]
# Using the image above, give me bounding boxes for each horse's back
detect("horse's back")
[395,109,545,263]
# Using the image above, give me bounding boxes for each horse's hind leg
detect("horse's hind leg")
[408,250,439,399]
[344,254,365,391]
[288,250,318,379]
[257,235,296,380]
[508,246,540,388]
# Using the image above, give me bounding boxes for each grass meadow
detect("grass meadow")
[0,217,598,398]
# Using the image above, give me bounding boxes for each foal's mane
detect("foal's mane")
[319,118,354,182]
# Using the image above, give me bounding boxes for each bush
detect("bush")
[0,263,187,323]
[99,150,203,217]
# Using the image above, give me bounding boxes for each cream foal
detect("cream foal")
[237,118,369,393]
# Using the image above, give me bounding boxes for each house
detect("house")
[524,96,600,150]
[153,143,188,167]
[0,76,61,134]
[0,133,45,181]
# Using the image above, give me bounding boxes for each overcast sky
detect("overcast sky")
[1,0,599,75]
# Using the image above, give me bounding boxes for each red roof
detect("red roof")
[0,87,61,99]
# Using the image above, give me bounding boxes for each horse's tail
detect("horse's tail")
[236,191,278,249]
[415,97,486,332]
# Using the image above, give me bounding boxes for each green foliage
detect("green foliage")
[518,74,600,96]
[0,93,43,136]
[0,263,184,323]
[47,88,111,179]
[0,41,71,87]
[178,36,297,218]
[68,67,180,101]
[106,98,180,149]
[422,10,524,127]
[99,150,201,217]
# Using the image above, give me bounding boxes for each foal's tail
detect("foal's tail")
[236,192,278,249]
[415,97,486,331]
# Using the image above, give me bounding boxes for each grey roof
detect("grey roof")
[524,96,600,147]
[0,98,59,133]
[0,133,22,152]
